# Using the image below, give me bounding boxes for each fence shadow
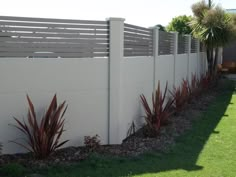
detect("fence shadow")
[87,81,235,177]
[115,81,235,176]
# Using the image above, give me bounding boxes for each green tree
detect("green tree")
[166,15,193,34]
[155,24,166,31]
[190,0,235,74]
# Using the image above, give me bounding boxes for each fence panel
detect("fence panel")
[191,37,198,53]
[178,35,188,54]
[158,31,174,55]
[0,16,109,58]
[124,23,153,56]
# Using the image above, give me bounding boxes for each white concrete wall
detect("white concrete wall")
[0,58,109,154]
[156,55,175,92]
[189,53,199,79]
[120,56,154,142]
[175,54,188,88]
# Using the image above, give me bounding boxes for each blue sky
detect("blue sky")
[0,0,235,27]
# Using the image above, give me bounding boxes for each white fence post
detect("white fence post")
[108,17,125,144]
[152,27,159,91]
[172,32,178,87]
[186,35,191,81]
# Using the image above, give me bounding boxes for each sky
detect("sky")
[0,0,235,27]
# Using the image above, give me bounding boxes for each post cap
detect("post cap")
[106,17,125,22]
[149,26,160,30]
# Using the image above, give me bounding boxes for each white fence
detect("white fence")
[0,16,207,154]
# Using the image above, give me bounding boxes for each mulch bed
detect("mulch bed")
[0,78,227,169]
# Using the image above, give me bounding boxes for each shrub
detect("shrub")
[84,134,101,151]
[126,121,136,138]
[170,79,189,112]
[189,74,202,99]
[140,82,175,137]
[11,94,68,159]
[200,73,211,90]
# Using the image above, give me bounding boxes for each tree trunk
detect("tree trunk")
[213,47,219,74]
[207,48,214,75]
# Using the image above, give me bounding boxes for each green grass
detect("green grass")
[1,80,236,177]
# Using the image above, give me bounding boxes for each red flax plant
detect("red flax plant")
[170,79,190,113]
[200,72,212,90]
[11,94,68,159]
[140,82,175,137]
[189,74,202,99]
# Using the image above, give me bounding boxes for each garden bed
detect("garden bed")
[0,78,229,169]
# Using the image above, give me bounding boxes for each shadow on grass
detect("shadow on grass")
[2,80,235,177]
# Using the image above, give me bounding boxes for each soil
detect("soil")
[0,78,228,169]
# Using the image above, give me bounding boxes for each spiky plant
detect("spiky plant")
[11,94,68,159]
[140,82,175,137]
[189,74,202,99]
[170,79,190,113]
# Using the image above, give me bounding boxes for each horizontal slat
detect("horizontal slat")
[0,37,109,43]
[124,49,153,53]
[159,52,174,55]
[124,44,153,48]
[0,52,108,57]
[124,23,152,32]
[124,37,153,41]
[158,51,174,55]
[124,32,152,38]
[0,42,108,48]
[124,28,152,35]
[125,41,153,46]
[0,27,108,34]
[0,47,109,53]
[0,21,108,29]
[0,32,109,39]
[159,47,174,51]
[125,50,153,53]
[125,53,153,56]
[124,39,152,45]
[159,36,174,40]
[124,53,153,57]
[159,48,174,52]
[159,45,174,49]
[0,16,107,25]
[124,45,153,49]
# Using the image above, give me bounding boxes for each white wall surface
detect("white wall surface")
[156,55,175,92]
[120,56,154,142]
[189,53,199,80]
[0,58,109,154]
[175,54,188,88]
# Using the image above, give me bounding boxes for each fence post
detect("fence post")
[107,17,125,144]
[172,32,178,87]
[152,27,159,91]
[185,35,191,81]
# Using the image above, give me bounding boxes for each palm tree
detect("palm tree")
[190,0,235,74]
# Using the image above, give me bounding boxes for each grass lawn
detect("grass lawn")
[1,80,236,177]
